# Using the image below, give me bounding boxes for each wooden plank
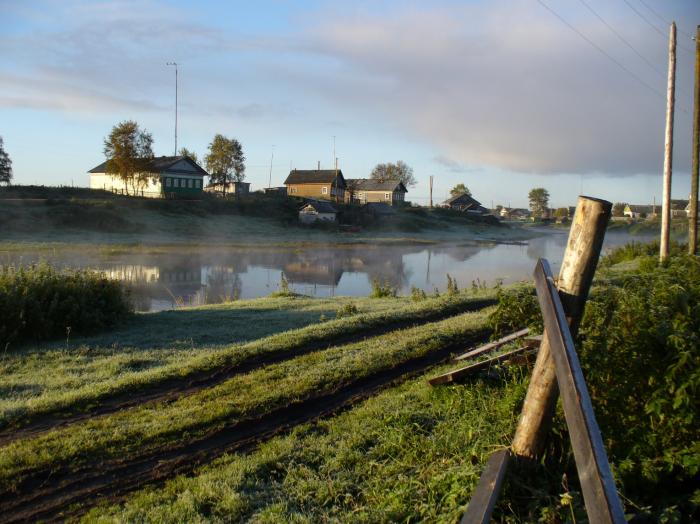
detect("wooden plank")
[534,259,626,524]
[453,328,530,362]
[460,449,510,524]
[429,347,535,386]
[523,334,543,345]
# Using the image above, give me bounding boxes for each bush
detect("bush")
[410,286,427,301]
[487,284,542,338]
[446,274,459,296]
[369,279,397,298]
[335,303,359,318]
[0,264,132,347]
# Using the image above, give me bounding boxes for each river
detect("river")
[2,230,654,312]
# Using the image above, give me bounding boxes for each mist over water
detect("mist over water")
[1,230,653,312]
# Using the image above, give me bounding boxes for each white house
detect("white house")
[89,156,208,198]
[299,200,337,224]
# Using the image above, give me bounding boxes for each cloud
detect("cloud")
[433,155,483,174]
[290,1,694,176]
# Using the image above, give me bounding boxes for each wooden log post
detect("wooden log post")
[690,25,699,256]
[660,22,677,262]
[511,196,611,459]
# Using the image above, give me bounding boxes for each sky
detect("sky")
[1,0,699,208]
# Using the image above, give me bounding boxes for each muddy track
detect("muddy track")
[0,298,495,446]
[0,329,488,524]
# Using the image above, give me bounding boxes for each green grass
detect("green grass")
[82,364,527,523]
[0,308,492,492]
[0,291,494,432]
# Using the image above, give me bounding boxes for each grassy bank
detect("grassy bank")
[0,291,495,432]
[0,308,492,493]
[0,185,530,246]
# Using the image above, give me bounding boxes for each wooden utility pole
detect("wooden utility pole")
[689,25,700,255]
[511,196,611,459]
[429,176,434,208]
[660,22,677,262]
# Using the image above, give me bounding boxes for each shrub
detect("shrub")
[410,286,427,301]
[369,279,397,298]
[487,284,542,338]
[0,263,132,347]
[270,274,295,298]
[336,303,359,318]
[446,274,459,296]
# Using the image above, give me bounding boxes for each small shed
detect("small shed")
[299,200,337,224]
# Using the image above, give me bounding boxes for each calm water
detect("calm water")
[2,230,653,312]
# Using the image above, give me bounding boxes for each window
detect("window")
[166,178,172,187]
[186,179,192,188]
[322,187,328,195]
[385,193,391,200]
[175,179,180,188]
[195,180,200,188]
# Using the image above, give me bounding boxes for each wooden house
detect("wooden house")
[442,193,488,214]
[624,204,656,219]
[204,181,251,196]
[89,156,207,198]
[345,179,407,205]
[284,169,346,201]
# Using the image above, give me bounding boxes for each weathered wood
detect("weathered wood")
[453,328,530,362]
[534,259,625,523]
[523,334,543,345]
[661,22,677,262]
[690,25,699,256]
[460,449,510,524]
[429,347,535,386]
[511,196,611,459]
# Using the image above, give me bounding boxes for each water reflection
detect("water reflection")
[1,230,653,312]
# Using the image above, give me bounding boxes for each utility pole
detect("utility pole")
[660,23,676,263]
[689,25,700,255]
[268,145,275,189]
[429,175,434,208]
[166,62,178,156]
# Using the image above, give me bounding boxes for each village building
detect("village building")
[671,199,689,218]
[89,156,207,198]
[299,200,338,224]
[624,204,657,219]
[204,181,251,196]
[284,169,346,201]
[442,193,489,215]
[345,179,407,206]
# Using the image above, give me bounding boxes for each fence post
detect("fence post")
[511,196,611,458]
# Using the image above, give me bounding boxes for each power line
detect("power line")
[536,0,689,116]
[637,0,695,40]
[578,0,691,98]
[621,0,694,54]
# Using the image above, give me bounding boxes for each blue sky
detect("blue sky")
[1,0,698,208]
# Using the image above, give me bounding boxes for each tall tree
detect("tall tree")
[450,183,471,197]
[178,147,199,165]
[0,136,12,185]
[370,160,417,187]
[103,121,156,194]
[528,187,550,219]
[205,135,245,196]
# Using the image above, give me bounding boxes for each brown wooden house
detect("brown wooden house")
[284,169,346,202]
[345,179,407,206]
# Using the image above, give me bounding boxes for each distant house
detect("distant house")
[671,199,689,218]
[500,207,530,220]
[624,204,656,219]
[264,186,288,196]
[204,181,250,196]
[443,193,489,214]
[299,200,338,223]
[284,169,346,201]
[89,156,207,198]
[345,179,407,206]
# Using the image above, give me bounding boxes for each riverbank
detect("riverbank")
[1,185,534,248]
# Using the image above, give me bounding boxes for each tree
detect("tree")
[178,147,199,165]
[528,187,550,219]
[103,121,156,194]
[370,160,417,187]
[554,207,569,219]
[205,134,245,196]
[612,202,627,217]
[0,136,12,185]
[450,183,471,197]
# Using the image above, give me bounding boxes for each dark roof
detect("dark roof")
[671,199,689,210]
[626,204,655,213]
[346,179,407,192]
[443,193,482,208]
[363,202,396,215]
[88,156,208,176]
[284,169,345,185]
[301,200,337,214]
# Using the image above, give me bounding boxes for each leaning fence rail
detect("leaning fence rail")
[461,257,625,524]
